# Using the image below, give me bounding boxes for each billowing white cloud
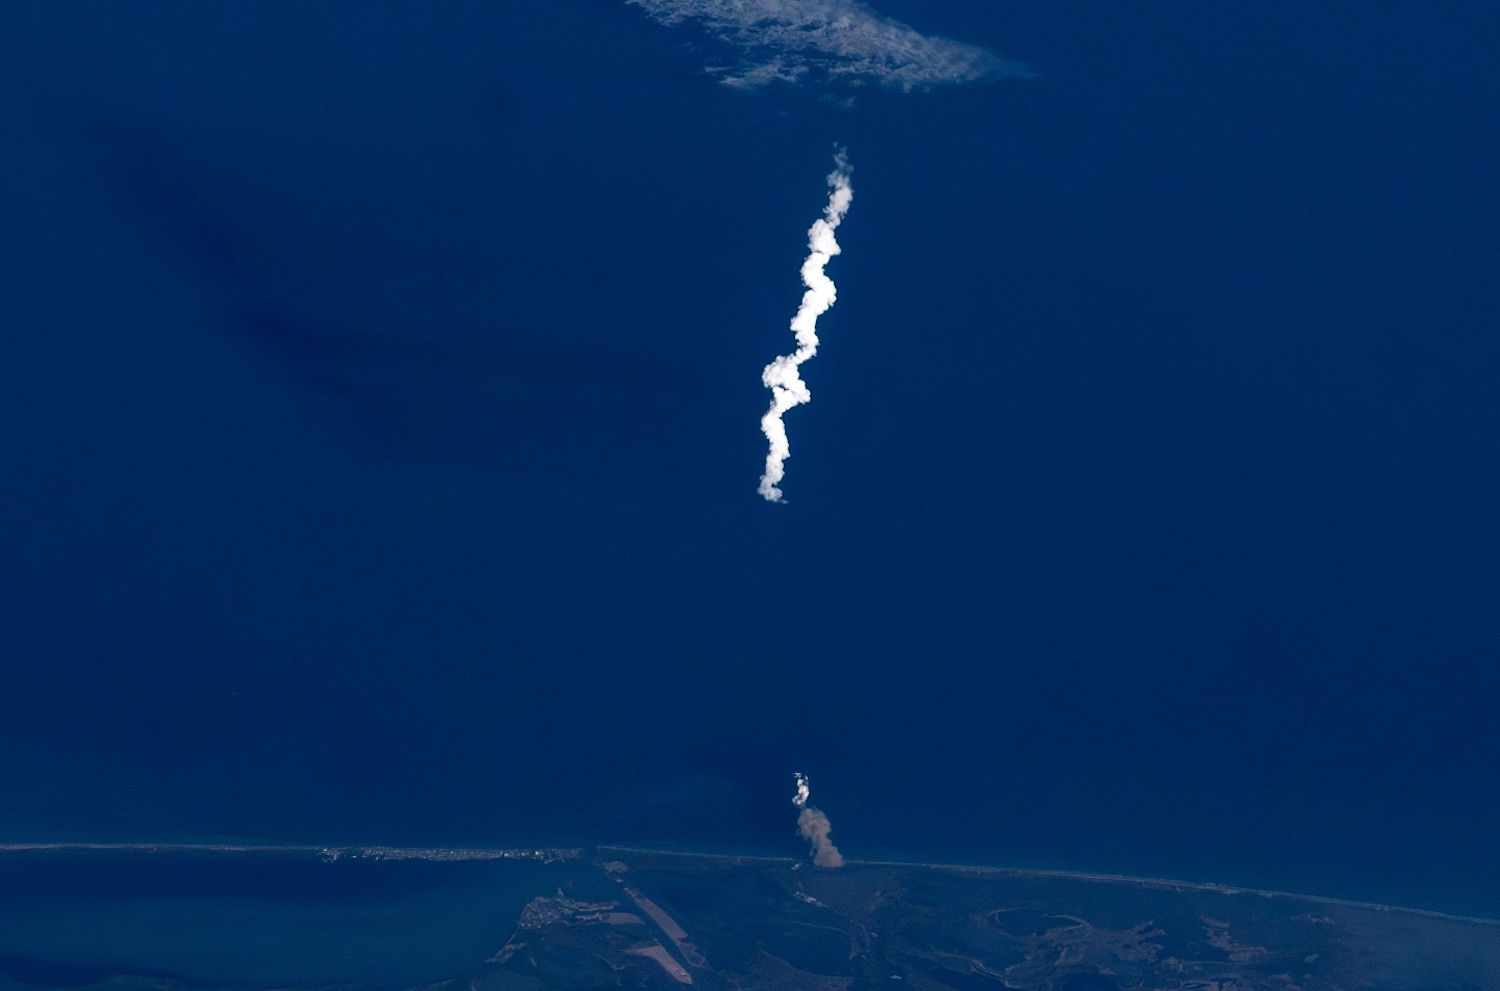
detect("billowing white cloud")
[625,0,1028,90]
[759,150,852,503]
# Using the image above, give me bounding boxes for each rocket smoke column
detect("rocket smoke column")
[758,151,853,502]
[792,772,844,867]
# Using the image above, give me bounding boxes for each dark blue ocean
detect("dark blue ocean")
[2,0,1498,919]
[0,848,550,988]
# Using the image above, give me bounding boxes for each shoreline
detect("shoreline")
[1,841,1495,928]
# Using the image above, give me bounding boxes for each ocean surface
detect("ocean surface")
[2,1,1498,919]
[0,847,552,988]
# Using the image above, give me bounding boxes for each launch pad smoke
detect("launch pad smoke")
[758,151,853,503]
[792,772,844,867]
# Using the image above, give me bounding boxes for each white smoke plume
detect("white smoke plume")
[792,772,844,868]
[624,0,1029,91]
[758,151,853,503]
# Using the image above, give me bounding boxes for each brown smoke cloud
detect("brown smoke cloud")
[797,806,844,867]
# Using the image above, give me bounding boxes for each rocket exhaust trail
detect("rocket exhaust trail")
[792,772,844,867]
[758,150,853,502]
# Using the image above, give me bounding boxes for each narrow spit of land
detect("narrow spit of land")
[3,841,1494,926]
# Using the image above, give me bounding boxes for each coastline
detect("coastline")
[2,841,1493,928]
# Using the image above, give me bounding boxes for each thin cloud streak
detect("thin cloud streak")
[625,0,1028,90]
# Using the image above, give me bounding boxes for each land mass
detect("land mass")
[1,844,1495,990]
[461,846,1500,991]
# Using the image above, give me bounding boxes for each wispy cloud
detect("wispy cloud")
[625,0,1028,90]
